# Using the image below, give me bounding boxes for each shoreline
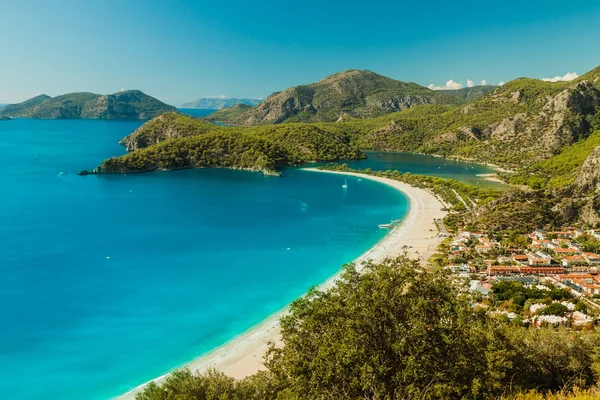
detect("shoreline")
[118,168,447,399]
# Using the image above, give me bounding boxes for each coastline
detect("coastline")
[118,168,447,399]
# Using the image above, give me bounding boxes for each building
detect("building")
[487,265,564,276]
[583,252,600,265]
[561,255,589,267]
[527,251,552,266]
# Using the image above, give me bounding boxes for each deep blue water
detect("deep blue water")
[0,119,409,399]
[177,108,218,118]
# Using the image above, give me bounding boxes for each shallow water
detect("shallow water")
[0,119,408,399]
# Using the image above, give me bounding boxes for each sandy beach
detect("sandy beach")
[118,168,447,399]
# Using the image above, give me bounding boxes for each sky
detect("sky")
[1,0,600,105]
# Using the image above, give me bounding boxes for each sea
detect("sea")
[0,116,499,399]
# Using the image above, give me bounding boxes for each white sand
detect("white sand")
[118,169,447,399]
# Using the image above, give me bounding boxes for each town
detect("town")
[435,226,600,327]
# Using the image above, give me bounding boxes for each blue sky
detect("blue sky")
[1,0,600,105]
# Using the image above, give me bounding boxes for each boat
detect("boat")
[357,178,362,182]
[342,178,348,189]
[378,223,394,229]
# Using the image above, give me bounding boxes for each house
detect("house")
[561,255,589,267]
[519,266,565,275]
[469,280,490,296]
[572,311,593,326]
[552,248,582,258]
[583,252,600,265]
[475,244,493,254]
[527,251,552,266]
[487,265,564,276]
[533,229,548,240]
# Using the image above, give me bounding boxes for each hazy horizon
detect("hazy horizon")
[2,0,600,105]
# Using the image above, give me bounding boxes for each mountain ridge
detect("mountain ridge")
[221,69,467,125]
[0,90,175,120]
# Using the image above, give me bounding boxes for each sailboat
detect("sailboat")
[342,178,348,189]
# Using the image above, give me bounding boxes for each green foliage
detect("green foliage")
[508,130,600,188]
[205,104,254,122]
[0,94,51,117]
[470,189,564,232]
[437,85,498,101]
[99,114,365,175]
[136,257,600,400]
[491,281,572,313]
[537,303,569,316]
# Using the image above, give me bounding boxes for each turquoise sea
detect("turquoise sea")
[0,119,498,399]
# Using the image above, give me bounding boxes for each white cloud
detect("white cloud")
[467,79,475,88]
[541,72,579,82]
[428,79,464,90]
[498,81,506,86]
[481,80,488,86]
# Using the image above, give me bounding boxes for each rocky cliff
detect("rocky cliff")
[575,146,600,193]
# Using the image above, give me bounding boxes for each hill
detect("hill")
[0,90,176,119]
[437,85,498,101]
[205,104,253,122]
[181,97,262,109]
[221,69,465,125]
[84,112,365,176]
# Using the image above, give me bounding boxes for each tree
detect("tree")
[265,257,497,399]
[538,303,568,316]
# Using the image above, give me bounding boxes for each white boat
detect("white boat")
[342,178,348,189]
[378,223,394,229]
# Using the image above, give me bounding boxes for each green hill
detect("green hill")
[87,112,365,176]
[222,69,465,125]
[0,94,51,117]
[437,85,498,101]
[205,104,253,123]
[0,90,176,119]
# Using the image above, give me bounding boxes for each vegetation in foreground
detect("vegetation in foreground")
[135,257,600,400]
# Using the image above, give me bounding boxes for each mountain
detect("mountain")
[181,97,263,109]
[221,69,465,125]
[437,85,498,102]
[0,94,51,117]
[0,90,176,119]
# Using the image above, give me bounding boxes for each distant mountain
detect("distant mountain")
[205,104,254,122]
[181,97,263,109]
[0,90,175,120]
[437,85,498,102]
[219,69,465,125]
